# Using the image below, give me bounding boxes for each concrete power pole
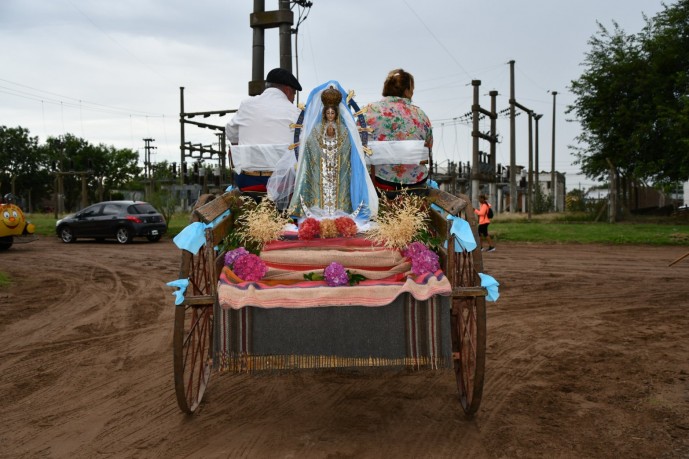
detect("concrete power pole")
[550,91,558,211]
[249,0,294,96]
[143,138,156,199]
[509,60,517,213]
[534,113,543,200]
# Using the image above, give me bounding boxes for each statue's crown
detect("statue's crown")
[321,86,342,107]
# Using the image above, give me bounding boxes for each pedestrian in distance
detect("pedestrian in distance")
[474,194,495,252]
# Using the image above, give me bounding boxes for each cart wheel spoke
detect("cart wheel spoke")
[173,194,217,414]
[453,296,486,416]
[175,303,213,414]
[449,200,487,416]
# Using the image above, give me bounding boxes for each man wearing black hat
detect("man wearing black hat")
[226,68,302,191]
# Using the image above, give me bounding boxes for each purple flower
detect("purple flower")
[402,241,427,259]
[225,247,249,267]
[233,253,268,281]
[323,262,349,287]
[404,242,440,276]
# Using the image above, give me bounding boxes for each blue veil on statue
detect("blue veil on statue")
[267,80,378,221]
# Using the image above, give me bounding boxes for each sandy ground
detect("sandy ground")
[1,236,689,458]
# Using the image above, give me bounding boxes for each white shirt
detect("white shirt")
[225,87,301,145]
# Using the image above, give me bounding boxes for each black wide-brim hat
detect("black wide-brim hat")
[266,67,302,91]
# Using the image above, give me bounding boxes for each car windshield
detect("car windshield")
[129,203,159,215]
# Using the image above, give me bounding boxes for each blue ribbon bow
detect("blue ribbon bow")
[166,278,189,305]
[479,273,500,302]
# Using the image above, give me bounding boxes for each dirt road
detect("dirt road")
[1,237,688,458]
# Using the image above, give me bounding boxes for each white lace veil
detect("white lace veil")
[268,80,378,218]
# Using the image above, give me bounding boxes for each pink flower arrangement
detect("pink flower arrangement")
[335,217,357,237]
[323,262,350,287]
[225,247,267,281]
[298,217,320,240]
[224,247,249,266]
[232,253,268,281]
[403,241,440,276]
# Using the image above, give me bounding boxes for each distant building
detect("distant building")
[536,171,566,212]
[432,162,567,213]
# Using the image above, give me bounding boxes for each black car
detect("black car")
[56,201,167,244]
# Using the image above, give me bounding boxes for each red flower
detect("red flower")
[298,217,321,240]
[335,216,357,237]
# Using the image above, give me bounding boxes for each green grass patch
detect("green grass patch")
[491,211,689,245]
[0,271,11,288]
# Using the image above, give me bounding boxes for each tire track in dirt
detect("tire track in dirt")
[3,239,689,457]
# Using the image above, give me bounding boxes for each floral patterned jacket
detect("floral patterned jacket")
[364,96,433,185]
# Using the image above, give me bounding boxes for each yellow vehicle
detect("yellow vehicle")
[0,194,37,251]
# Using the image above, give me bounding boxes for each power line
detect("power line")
[401,0,473,80]
[0,78,166,117]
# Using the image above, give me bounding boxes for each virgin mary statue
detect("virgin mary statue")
[268,81,378,220]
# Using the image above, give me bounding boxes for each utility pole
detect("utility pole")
[179,87,186,188]
[249,0,294,96]
[527,112,533,220]
[534,113,543,208]
[143,138,156,200]
[509,60,517,213]
[489,90,498,209]
[470,80,499,208]
[509,60,534,215]
[550,91,558,211]
[471,80,481,202]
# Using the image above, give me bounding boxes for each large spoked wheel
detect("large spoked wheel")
[173,194,217,414]
[444,193,487,416]
[173,298,214,414]
[452,294,486,416]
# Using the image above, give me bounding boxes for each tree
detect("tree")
[44,134,142,211]
[568,1,689,193]
[0,125,52,210]
[639,0,689,185]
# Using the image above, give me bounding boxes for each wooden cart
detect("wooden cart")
[172,187,487,416]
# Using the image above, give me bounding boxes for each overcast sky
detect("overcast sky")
[0,0,667,190]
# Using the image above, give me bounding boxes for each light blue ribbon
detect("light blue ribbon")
[427,179,439,189]
[447,215,477,252]
[225,185,234,192]
[173,222,206,254]
[172,209,231,254]
[166,278,189,305]
[479,273,500,302]
[430,203,477,253]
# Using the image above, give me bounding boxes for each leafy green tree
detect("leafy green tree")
[0,125,52,210]
[45,134,141,211]
[638,0,689,185]
[568,22,646,182]
[568,1,689,202]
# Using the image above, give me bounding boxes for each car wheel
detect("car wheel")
[146,234,162,242]
[58,226,76,243]
[116,227,132,244]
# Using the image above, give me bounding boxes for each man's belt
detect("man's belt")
[241,170,273,177]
